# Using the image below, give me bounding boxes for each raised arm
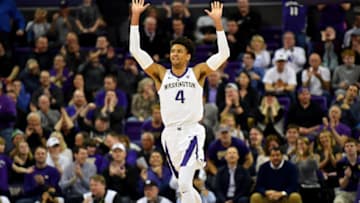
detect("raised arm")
[129,0,165,90]
[194,1,230,80]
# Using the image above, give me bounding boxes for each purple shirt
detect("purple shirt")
[141,121,164,147]
[140,166,172,194]
[319,4,347,34]
[23,165,61,197]
[0,155,12,192]
[0,94,16,129]
[95,89,128,110]
[318,122,352,138]
[87,154,103,173]
[282,0,307,33]
[207,137,250,167]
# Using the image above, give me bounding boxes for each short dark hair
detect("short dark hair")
[269,146,282,155]
[244,51,256,60]
[73,146,87,154]
[90,174,106,185]
[170,37,195,58]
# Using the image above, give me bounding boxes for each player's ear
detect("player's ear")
[186,53,191,62]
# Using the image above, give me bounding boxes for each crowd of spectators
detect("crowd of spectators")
[0,0,360,203]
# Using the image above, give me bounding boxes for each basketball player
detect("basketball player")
[130,0,229,202]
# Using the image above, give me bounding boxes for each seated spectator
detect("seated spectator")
[0,137,12,199]
[59,146,96,202]
[50,131,73,160]
[10,141,35,193]
[28,36,53,71]
[0,42,20,83]
[207,125,253,176]
[219,113,245,141]
[139,150,172,200]
[30,70,64,110]
[226,19,241,61]
[140,16,168,62]
[65,73,86,104]
[169,17,194,42]
[282,124,300,159]
[332,49,360,96]
[137,132,160,168]
[238,52,264,93]
[250,147,302,203]
[316,130,342,201]
[66,90,88,125]
[37,95,61,132]
[215,146,252,203]
[137,179,172,203]
[263,52,297,97]
[314,26,341,71]
[25,8,50,45]
[62,32,87,72]
[228,0,262,53]
[54,109,77,149]
[343,15,360,48]
[49,0,77,46]
[94,75,128,113]
[82,175,122,203]
[141,104,165,147]
[78,50,106,98]
[16,146,61,203]
[272,31,306,74]
[9,129,26,157]
[0,82,17,153]
[219,83,249,131]
[74,131,89,148]
[287,87,324,137]
[248,127,264,177]
[291,137,321,203]
[203,70,225,105]
[75,0,103,46]
[45,136,71,175]
[115,55,144,101]
[302,53,331,97]
[334,84,359,128]
[102,143,140,201]
[12,80,31,114]
[19,58,41,95]
[25,112,50,152]
[247,35,271,69]
[85,138,103,173]
[256,135,285,173]
[78,111,111,143]
[334,138,360,203]
[49,54,71,89]
[131,77,159,121]
[94,90,125,133]
[256,91,284,137]
[95,36,117,72]
[318,105,352,147]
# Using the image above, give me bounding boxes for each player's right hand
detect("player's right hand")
[131,0,150,15]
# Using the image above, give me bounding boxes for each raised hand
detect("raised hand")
[131,0,150,16]
[204,1,223,22]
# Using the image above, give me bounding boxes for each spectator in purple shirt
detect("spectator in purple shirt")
[207,125,253,176]
[0,82,17,153]
[318,105,352,147]
[16,146,61,203]
[141,104,164,148]
[0,137,12,199]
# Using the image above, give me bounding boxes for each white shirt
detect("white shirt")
[226,166,236,198]
[263,66,297,86]
[301,66,330,96]
[254,50,271,69]
[136,196,173,203]
[273,47,306,73]
[46,153,71,172]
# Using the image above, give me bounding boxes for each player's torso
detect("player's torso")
[158,68,203,126]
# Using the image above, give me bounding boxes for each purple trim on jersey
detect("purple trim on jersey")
[170,67,189,78]
[180,136,198,167]
[164,143,178,178]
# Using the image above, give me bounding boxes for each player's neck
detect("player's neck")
[171,66,187,76]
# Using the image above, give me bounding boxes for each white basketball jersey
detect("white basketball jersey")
[158,68,203,126]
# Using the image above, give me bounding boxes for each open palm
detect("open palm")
[131,0,150,15]
[204,1,223,20]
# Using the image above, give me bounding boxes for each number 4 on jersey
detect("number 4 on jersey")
[175,90,185,103]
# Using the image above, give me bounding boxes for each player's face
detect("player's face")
[170,44,190,68]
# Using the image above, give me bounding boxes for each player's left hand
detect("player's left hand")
[204,1,223,20]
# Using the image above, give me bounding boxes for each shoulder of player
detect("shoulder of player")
[146,63,167,80]
[192,62,212,77]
